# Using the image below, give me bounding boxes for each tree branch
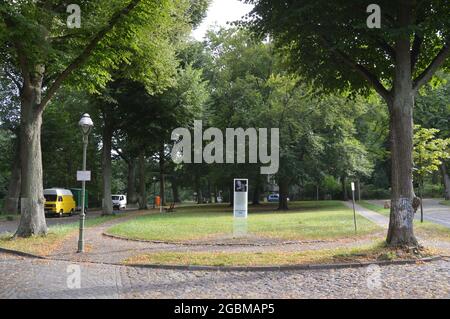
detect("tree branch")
[410,33,423,71]
[413,42,450,92]
[321,37,391,102]
[1,14,31,89]
[2,68,22,91]
[38,0,142,111]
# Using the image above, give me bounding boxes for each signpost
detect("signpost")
[76,170,91,182]
[233,179,248,237]
[351,182,357,233]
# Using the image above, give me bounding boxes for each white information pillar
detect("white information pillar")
[233,179,248,237]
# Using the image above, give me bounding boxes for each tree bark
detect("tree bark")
[138,152,147,210]
[441,162,450,200]
[341,176,348,201]
[195,175,202,204]
[228,181,233,206]
[15,71,47,237]
[3,137,21,214]
[386,6,418,246]
[252,174,261,205]
[159,148,166,206]
[127,158,138,204]
[171,179,180,203]
[278,178,289,210]
[101,109,113,215]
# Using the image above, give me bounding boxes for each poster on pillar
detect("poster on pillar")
[233,179,248,218]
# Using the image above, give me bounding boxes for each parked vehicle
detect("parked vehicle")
[267,193,290,203]
[267,193,280,202]
[69,188,88,212]
[112,194,127,210]
[44,188,76,217]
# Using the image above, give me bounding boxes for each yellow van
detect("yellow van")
[44,188,76,217]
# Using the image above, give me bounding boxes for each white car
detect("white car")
[112,195,127,210]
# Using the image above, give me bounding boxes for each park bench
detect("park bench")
[164,203,176,213]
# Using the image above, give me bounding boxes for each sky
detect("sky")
[191,0,254,41]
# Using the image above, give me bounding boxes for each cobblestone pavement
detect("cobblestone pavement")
[0,252,449,299]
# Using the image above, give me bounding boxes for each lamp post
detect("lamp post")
[153,176,157,209]
[351,182,357,234]
[78,113,94,253]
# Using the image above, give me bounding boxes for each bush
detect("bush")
[361,185,390,199]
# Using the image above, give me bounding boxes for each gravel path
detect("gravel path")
[343,202,389,228]
[1,252,449,299]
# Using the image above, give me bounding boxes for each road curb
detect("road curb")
[102,232,330,247]
[125,256,442,272]
[0,247,47,260]
[0,246,442,272]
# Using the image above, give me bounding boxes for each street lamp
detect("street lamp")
[77,113,93,253]
[153,176,157,209]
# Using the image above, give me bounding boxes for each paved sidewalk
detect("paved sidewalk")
[343,202,389,229]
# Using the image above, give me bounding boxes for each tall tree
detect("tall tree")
[0,0,195,236]
[245,0,450,246]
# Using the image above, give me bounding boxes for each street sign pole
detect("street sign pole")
[351,182,357,234]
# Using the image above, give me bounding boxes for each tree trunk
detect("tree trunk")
[252,174,261,205]
[3,138,21,214]
[195,175,202,204]
[229,181,233,206]
[386,9,418,246]
[127,158,138,204]
[341,176,348,201]
[441,162,450,200]
[213,185,218,203]
[357,179,361,201]
[138,152,147,210]
[15,78,47,237]
[278,178,289,210]
[171,179,180,203]
[159,148,166,206]
[101,110,113,215]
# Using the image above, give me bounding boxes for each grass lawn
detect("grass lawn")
[0,214,123,256]
[123,241,435,267]
[440,200,450,206]
[358,201,450,241]
[107,201,382,242]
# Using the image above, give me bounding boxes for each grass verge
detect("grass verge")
[123,242,435,267]
[440,200,450,206]
[0,214,124,256]
[358,201,450,242]
[107,201,381,242]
